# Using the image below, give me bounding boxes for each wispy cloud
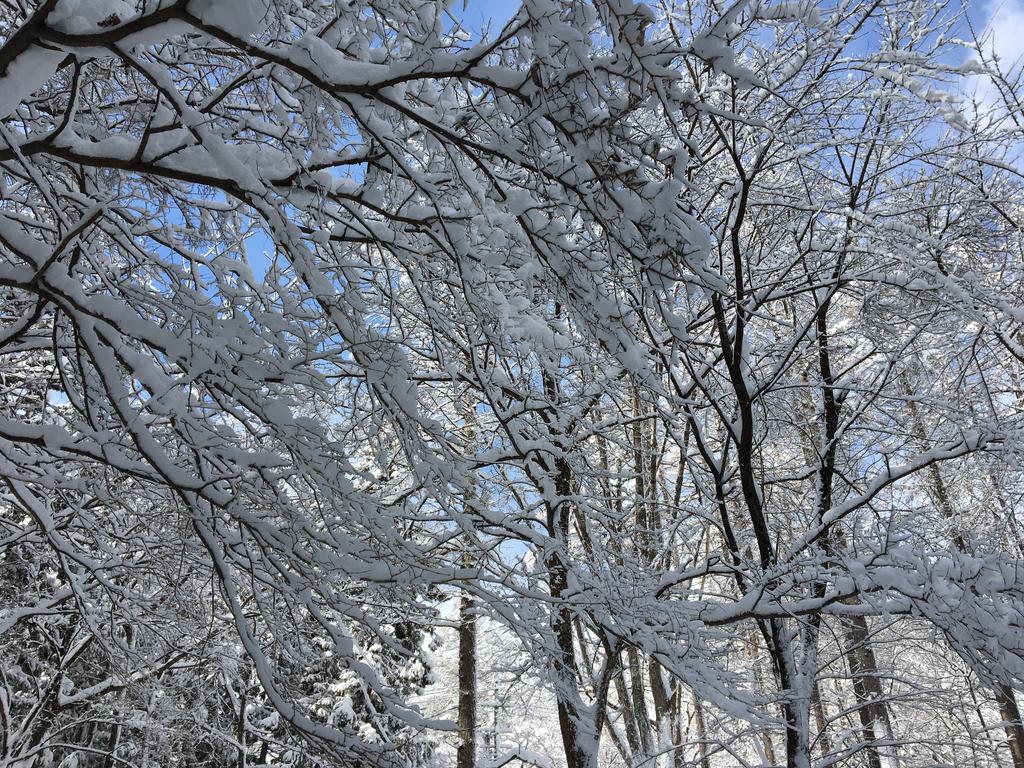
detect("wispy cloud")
[965,0,1024,110]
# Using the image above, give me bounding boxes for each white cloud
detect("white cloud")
[965,0,1024,110]
[983,0,1024,68]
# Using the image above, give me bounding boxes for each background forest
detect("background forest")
[1,0,1023,766]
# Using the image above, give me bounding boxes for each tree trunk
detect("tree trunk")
[457,588,477,768]
[627,645,654,759]
[549,456,600,768]
[692,691,712,768]
[811,680,831,760]
[998,684,1024,768]
[843,614,884,768]
[237,686,247,768]
[746,631,778,766]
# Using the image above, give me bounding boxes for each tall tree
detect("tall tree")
[3,1,1024,767]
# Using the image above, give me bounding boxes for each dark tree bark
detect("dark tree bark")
[457,585,477,768]
[842,613,888,768]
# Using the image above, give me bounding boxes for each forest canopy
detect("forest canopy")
[1,0,1023,766]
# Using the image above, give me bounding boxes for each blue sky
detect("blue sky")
[458,0,521,34]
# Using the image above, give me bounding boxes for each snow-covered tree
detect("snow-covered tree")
[2,0,1024,767]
